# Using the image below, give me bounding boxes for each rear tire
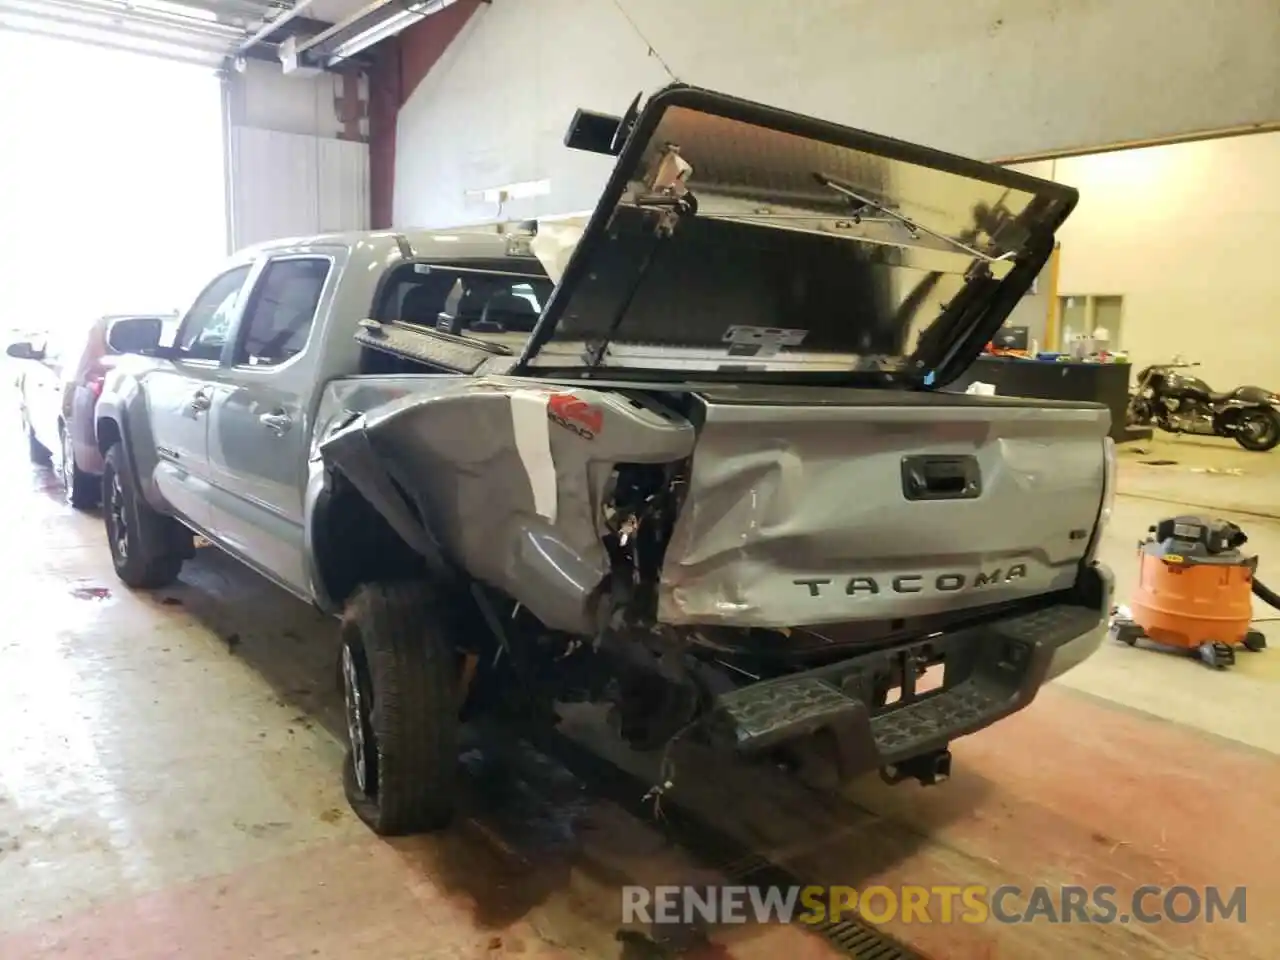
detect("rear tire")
[1233,408,1280,452]
[339,582,460,836]
[62,425,100,510]
[102,443,188,589]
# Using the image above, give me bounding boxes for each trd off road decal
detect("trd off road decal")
[547,393,603,440]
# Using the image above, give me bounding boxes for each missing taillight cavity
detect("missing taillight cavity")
[600,459,688,620]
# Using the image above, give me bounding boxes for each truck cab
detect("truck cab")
[96,228,550,600]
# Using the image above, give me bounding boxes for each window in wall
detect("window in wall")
[235,257,331,367]
[1093,295,1124,345]
[175,265,252,361]
[1056,293,1125,351]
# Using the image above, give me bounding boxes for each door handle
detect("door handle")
[259,411,292,435]
[187,390,212,414]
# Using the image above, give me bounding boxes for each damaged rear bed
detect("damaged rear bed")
[317,376,1110,638]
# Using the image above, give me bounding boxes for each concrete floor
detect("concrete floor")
[0,424,1277,959]
[1116,433,1280,522]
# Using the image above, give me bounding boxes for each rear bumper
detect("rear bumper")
[707,562,1113,777]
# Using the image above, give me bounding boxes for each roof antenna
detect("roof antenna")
[611,93,642,154]
[610,0,678,82]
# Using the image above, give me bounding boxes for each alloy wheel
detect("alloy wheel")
[341,643,376,796]
[1240,412,1277,447]
[108,471,129,562]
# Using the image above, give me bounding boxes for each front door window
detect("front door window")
[173,265,252,362]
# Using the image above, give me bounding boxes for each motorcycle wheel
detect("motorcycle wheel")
[1125,398,1152,428]
[1234,408,1280,452]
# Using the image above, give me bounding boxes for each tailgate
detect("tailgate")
[521,83,1077,387]
[657,388,1110,628]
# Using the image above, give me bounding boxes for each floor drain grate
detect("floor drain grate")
[523,727,928,960]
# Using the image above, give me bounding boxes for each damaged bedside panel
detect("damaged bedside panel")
[317,377,696,635]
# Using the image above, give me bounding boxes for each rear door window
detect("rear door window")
[233,257,331,367]
[384,264,553,346]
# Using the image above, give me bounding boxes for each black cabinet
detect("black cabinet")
[947,356,1149,444]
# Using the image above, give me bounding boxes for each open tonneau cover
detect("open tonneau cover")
[515,84,1076,387]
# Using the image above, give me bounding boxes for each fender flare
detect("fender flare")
[302,450,454,617]
[95,405,135,473]
[302,459,341,615]
[94,404,165,512]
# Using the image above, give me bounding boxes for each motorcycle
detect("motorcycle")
[1126,360,1280,452]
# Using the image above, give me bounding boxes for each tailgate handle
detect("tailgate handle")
[901,455,982,501]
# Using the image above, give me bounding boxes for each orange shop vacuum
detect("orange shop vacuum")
[1110,515,1280,669]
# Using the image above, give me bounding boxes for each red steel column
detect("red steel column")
[366,0,484,229]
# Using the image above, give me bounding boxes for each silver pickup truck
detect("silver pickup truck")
[97,84,1115,836]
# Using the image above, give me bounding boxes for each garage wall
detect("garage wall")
[224,60,370,251]
[391,0,1280,228]
[228,128,369,250]
[368,0,483,229]
[1013,132,1280,392]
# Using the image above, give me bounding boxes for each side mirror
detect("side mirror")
[106,316,164,355]
[5,341,42,361]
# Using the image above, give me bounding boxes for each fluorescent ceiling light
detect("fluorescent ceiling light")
[135,0,218,22]
[330,7,423,60]
[320,0,462,64]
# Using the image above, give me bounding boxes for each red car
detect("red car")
[9,314,169,508]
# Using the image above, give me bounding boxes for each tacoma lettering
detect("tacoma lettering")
[793,564,1028,598]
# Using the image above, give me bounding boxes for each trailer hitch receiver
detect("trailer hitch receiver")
[881,748,952,786]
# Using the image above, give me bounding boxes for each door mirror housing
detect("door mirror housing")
[5,341,43,361]
[106,316,164,355]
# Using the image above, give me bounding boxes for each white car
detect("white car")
[9,314,169,507]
